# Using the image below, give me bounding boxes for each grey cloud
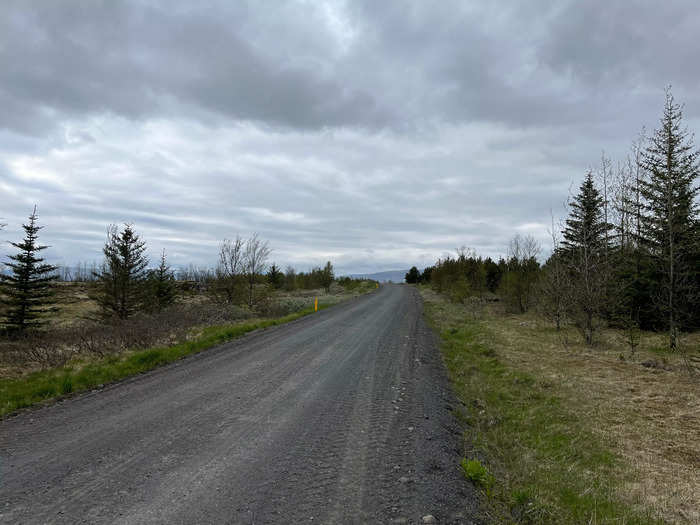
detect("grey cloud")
[2,0,696,136]
[0,1,392,136]
[344,0,700,128]
[2,1,699,274]
[539,1,700,88]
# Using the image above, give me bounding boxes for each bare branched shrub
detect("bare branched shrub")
[212,236,246,304]
[244,233,271,308]
[538,220,571,330]
[500,234,541,313]
[0,332,74,369]
[0,299,255,374]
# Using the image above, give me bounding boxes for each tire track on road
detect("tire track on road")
[1,285,479,524]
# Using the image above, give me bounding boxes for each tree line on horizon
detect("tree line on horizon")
[408,88,699,351]
[3,88,697,349]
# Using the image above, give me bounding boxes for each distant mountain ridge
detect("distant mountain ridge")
[347,270,408,283]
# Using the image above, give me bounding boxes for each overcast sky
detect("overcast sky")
[2,1,700,275]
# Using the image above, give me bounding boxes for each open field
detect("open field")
[34,280,375,332]
[420,286,699,524]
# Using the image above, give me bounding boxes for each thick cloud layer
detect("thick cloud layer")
[1,0,698,274]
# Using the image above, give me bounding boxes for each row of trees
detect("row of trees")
[1,217,339,332]
[420,238,540,315]
[96,224,177,319]
[209,234,271,307]
[421,88,699,350]
[542,89,699,348]
[0,218,179,331]
[275,262,334,293]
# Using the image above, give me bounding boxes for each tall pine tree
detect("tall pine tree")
[560,172,613,344]
[562,172,611,255]
[405,266,421,284]
[94,224,149,320]
[1,206,57,332]
[146,250,176,312]
[266,263,284,289]
[320,261,334,293]
[639,88,699,349]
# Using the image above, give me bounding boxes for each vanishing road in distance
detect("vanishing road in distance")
[1,285,476,524]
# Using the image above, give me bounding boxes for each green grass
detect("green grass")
[423,296,666,525]
[461,458,495,494]
[0,304,330,418]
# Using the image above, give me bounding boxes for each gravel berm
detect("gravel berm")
[1,284,479,524]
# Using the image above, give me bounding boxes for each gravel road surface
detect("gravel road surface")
[1,285,477,524]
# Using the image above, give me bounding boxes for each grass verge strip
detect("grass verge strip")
[1,304,330,418]
[422,293,666,525]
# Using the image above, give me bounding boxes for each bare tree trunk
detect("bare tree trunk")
[666,149,677,351]
[244,233,271,309]
[633,132,645,281]
[217,236,244,304]
[599,152,612,262]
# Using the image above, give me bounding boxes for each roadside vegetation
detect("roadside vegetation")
[0,305,333,418]
[423,289,697,524]
[417,89,699,524]
[0,220,376,416]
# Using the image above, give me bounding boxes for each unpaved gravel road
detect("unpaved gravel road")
[1,285,477,524]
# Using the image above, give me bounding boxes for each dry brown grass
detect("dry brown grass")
[0,281,372,380]
[51,282,100,326]
[477,301,699,524]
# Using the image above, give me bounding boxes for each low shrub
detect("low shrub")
[461,458,494,493]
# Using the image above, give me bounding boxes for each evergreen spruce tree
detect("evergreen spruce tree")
[320,261,334,293]
[146,250,176,312]
[1,206,57,332]
[562,172,611,255]
[638,88,699,349]
[560,172,613,344]
[483,258,501,292]
[94,224,149,320]
[405,266,420,284]
[420,266,433,284]
[266,263,284,289]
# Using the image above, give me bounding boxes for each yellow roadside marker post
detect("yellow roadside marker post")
[314,297,318,312]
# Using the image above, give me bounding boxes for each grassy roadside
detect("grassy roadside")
[420,287,683,524]
[1,303,332,419]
